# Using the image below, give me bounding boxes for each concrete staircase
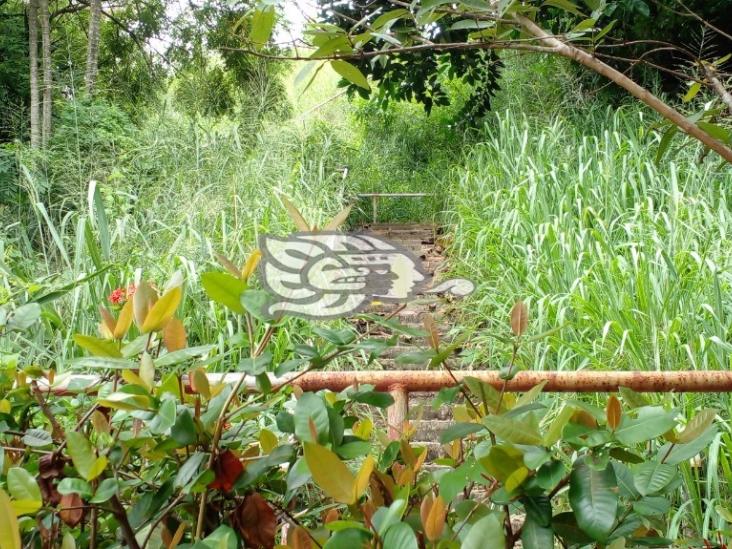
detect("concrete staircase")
[354,223,461,454]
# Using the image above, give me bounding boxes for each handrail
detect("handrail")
[45,369,732,396]
[356,192,434,224]
[43,369,732,440]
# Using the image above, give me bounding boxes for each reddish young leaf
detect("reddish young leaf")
[287,526,312,549]
[59,493,84,527]
[606,395,622,431]
[323,508,339,524]
[163,317,187,352]
[232,492,276,549]
[510,300,529,337]
[208,450,244,492]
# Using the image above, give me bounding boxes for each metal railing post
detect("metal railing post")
[387,384,408,440]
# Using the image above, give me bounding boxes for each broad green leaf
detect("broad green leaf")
[241,290,274,322]
[97,391,151,411]
[202,272,246,314]
[9,500,40,518]
[656,125,678,164]
[521,513,554,549]
[202,525,238,549]
[552,512,593,545]
[0,489,21,549]
[543,405,574,446]
[304,442,355,504]
[66,432,108,481]
[7,468,41,514]
[699,121,731,143]
[543,0,584,15]
[677,408,717,444]
[7,467,41,502]
[331,60,370,90]
[150,398,177,434]
[142,286,182,332]
[483,414,542,445]
[22,429,52,447]
[656,425,718,465]
[69,356,136,370]
[505,466,529,493]
[371,8,408,30]
[322,528,371,549]
[515,381,547,407]
[61,533,75,549]
[618,386,649,408]
[7,303,41,331]
[250,6,275,50]
[439,422,484,444]
[480,445,525,486]
[632,461,675,496]
[57,478,93,498]
[568,458,617,541]
[349,389,394,408]
[259,428,278,454]
[373,499,408,537]
[462,512,504,549]
[382,523,418,549]
[294,393,329,444]
[156,345,215,367]
[633,496,671,517]
[683,81,702,102]
[439,459,481,502]
[90,478,119,503]
[614,407,677,445]
[311,35,353,58]
[73,334,122,358]
[571,17,596,33]
[175,452,206,489]
[171,408,197,446]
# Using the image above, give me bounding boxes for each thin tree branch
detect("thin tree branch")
[703,62,732,115]
[513,13,732,164]
[220,40,557,61]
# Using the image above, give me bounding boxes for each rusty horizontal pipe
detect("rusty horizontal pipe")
[42,369,732,395]
[274,369,732,393]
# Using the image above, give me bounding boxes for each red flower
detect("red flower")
[108,287,126,305]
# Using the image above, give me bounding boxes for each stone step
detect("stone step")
[411,419,452,442]
[409,392,455,420]
[366,223,437,234]
[420,441,446,460]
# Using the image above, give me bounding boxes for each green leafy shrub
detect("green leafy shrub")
[0,250,725,548]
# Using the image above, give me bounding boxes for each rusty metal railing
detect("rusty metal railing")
[45,369,732,441]
[357,193,433,224]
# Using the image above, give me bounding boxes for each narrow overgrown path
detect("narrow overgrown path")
[355,221,457,455]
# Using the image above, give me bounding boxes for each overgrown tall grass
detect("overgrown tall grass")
[447,106,732,375]
[5,52,732,538]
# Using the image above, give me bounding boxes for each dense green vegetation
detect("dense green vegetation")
[2,0,732,546]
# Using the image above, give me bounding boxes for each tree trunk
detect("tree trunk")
[39,0,51,147]
[28,0,40,149]
[514,14,732,165]
[84,0,102,94]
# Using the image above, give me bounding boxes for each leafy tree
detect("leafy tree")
[318,0,504,122]
[243,0,732,164]
[0,251,723,548]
